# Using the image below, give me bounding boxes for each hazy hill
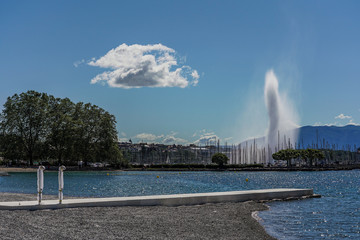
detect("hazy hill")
[239,125,360,150]
[298,125,360,149]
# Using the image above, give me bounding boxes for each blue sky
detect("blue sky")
[1,0,359,144]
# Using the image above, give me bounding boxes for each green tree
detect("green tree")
[0,91,49,165]
[0,133,25,163]
[107,144,128,168]
[0,90,125,167]
[72,102,124,166]
[211,153,229,167]
[92,110,123,165]
[305,149,325,166]
[299,149,308,166]
[73,103,101,164]
[46,97,76,165]
[298,149,325,167]
[272,149,299,167]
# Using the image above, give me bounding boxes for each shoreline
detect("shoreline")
[0,192,276,240]
[1,165,360,173]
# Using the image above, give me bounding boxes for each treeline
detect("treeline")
[272,149,325,167]
[272,148,360,167]
[131,163,264,170]
[0,90,126,167]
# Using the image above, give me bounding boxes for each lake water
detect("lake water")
[0,170,359,239]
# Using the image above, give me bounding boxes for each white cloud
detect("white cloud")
[313,119,360,127]
[161,131,188,144]
[328,113,360,126]
[191,70,199,86]
[118,132,128,142]
[132,130,234,145]
[133,132,188,144]
[348,119,360,126]
[87,43,199,89]
[118,137,129,142]
[191,129,234,145]
[335,113,352,119]
[192,129,215,138]
[192,130,219,145]
[73,59,85,67]
[194,134,218,145]
[134,133,162,142]
[162,135,188,145]
[324,123,337,126]
[313,121,339,126]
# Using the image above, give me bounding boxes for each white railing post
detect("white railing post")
[37,166,45,205]
[58,165,66,204]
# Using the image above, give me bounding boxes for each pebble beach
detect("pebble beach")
[0,193,275,240]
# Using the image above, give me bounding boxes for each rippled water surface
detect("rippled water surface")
[257,170,360,239]
[1,170,359,239]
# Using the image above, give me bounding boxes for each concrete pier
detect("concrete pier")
[0,188,314,210]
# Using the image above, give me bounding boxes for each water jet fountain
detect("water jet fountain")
[264,70,299,164]
[230,70,299,165]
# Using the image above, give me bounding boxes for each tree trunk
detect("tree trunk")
[29,153,33,166]
[58,152,62,165]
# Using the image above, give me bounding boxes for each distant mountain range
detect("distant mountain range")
[298,125,360,149]
[239,125,360,150]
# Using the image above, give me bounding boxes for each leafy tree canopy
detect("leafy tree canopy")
[0,90,124,167]
[211,153,229,167]
[273,148,325,167]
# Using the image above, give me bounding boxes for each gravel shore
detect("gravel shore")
[0,193,275,240]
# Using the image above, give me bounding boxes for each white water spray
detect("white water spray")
[230,69,299,165]
[264,70,299,163]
